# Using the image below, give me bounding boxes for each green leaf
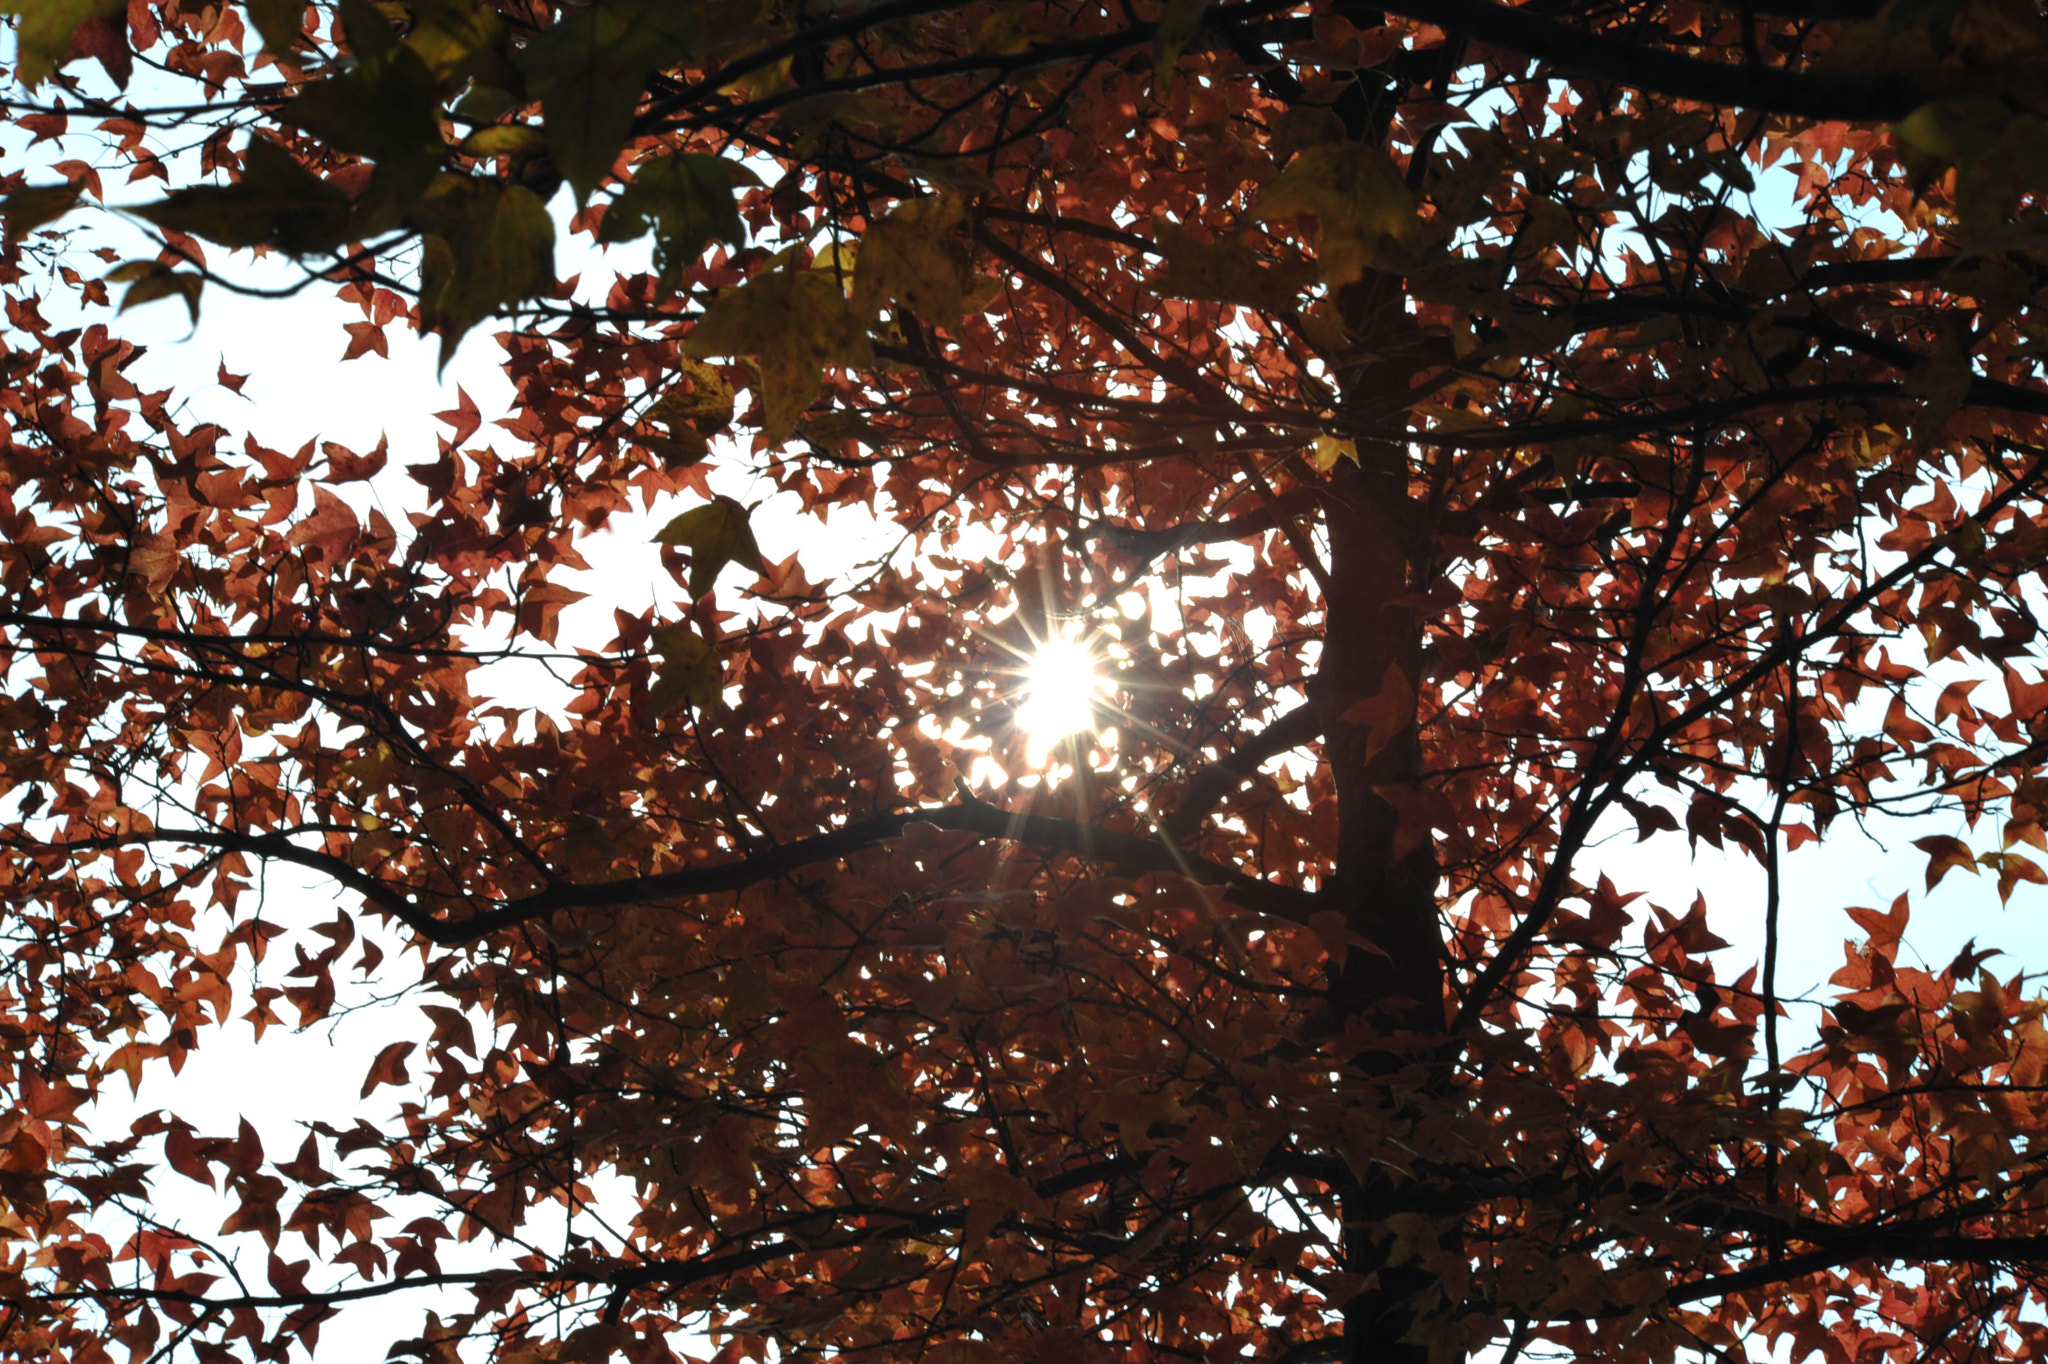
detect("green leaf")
[599,152,751,282]
[408,173,556,369]
[1,0,120,87]
[653,497,768,598]
[1153,0,1209,81]
[459,124,549,159]
[1898,94,2014,162]
[684,267,870,444]
[104,260,203,325]
[1147,217,1312,311]
[1,182,84,236]
[244,0,304,54]
[336,0,398,60]
[646,624,721,715]
[135,139,352,254]
[518,0,699,204]
[852,195,973,324]
[280,39,444,232]
[402,0,510,85]
[1253,142,1417,286]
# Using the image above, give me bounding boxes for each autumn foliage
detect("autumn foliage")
[8,0,2048,1361]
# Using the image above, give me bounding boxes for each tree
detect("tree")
[6,0,2048,1360]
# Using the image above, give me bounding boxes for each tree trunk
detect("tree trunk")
[1318,269,1450,1364]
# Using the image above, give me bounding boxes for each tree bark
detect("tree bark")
[1318,265,1450,1364]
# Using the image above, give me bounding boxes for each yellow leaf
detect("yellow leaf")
[685,267,870,443]
[458,124,549,159]
[975,0,1036,53]
[647,624,721,715]
[648,358,734,428]
[403,0,509,84]
[853,195,973,324]
[1253,142,1417,286]
[1312,433,1358,470]
[653,496,768,597]
[1149,216,1313,310]
[1,0,120,87]
[1897,94,2015,163]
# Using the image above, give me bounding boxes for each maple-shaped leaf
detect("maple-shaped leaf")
[518,0,699,204]
[0,181,84,235]
[104,260,202,324]
[1914,834,1979,891]
[242,0,304,54]
[136,139,351,255]
[685,266,870,443]
[0,0,121,87]
[653,496,768,597]
[600,151,753,283]
[853,195,973,324]
[1148,217,1312,311]
[1253,141,1417,285]
[359,1041,416,1098]
[647,624,721,715]
[408,173,556,368]
[279,13,444,233]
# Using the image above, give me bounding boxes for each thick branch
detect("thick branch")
[1379,0,1921,120]
[45,794,1318,946]
[1162,706,1325,841]
[1094,488,1322,559]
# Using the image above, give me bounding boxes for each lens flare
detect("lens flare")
[1013,634,1104,742]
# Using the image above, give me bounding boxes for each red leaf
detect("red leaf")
[436,386,482,445]
[341,319,389,362]
[360,1041,416,1098]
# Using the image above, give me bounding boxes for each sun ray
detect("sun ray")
[1013,632,1105,745]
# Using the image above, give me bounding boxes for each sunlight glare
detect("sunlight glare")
[1014,635,1105,744]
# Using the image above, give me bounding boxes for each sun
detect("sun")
[1013,633,1106,744]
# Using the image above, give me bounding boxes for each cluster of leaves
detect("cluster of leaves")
[10,1,2048,1363]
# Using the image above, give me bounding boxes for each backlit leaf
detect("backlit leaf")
[518,0,699,203]
[1148,217,1312,310]
[647,624,721,714]
[600,151,752,282]
[104,260,203,324]
[853,195,973,324]
[409,173,556,368]
[243,0,303,54]
[1253,141,1417,285]
[685,266,870,443]
[1312,433,1358,470]
[280,38,444,232]
[135,139,351,255]
[402,0,509,84]
[653,496,768,597]
[0,181,83,235]
[0,0,120,87]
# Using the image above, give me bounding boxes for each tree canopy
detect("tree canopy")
[6,1,2048,1361]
